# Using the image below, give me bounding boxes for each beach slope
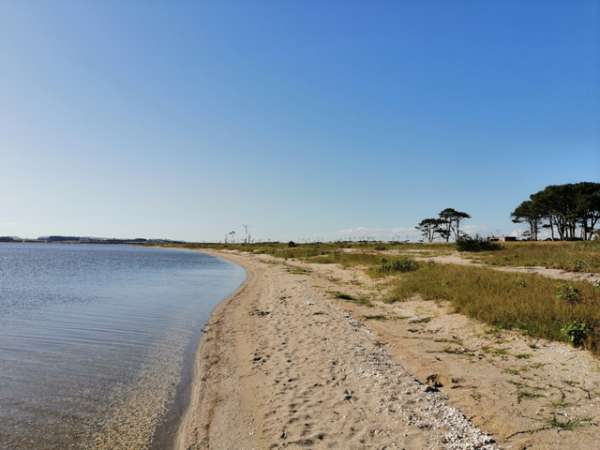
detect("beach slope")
[175,252,495,449]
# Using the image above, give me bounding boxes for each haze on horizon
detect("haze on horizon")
[1,1,598,243]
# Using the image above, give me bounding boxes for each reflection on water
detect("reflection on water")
[0,244,245,450]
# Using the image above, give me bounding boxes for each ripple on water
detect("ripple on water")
[0,244,245,450]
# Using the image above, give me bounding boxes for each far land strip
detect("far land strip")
[174,247,600,450]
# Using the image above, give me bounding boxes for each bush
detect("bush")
[456,235,502,252]
[288,241,298,247]
[561,322,590,347]
[573,259,589,272]
[556,284,582,304]
[377,257,419,274]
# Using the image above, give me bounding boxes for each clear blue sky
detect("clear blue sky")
[1,1,599,241]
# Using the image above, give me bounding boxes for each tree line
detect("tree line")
[415,182,600,243]
[511,182,600,241]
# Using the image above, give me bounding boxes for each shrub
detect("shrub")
[288,241,298,247]
[561,322,590,347]
[556,284,582,304]
[573,259,589,272]
[456,235,502,252]
[377,257,419,274]
[334,291,354,300]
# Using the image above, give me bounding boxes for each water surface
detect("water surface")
[0,243,245,450]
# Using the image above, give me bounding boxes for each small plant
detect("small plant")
[560,321,590,347]
[363,314,388,320]
[377,257,419,274]
[515,278,528,288]
[573,259,589,272]
[556,284,582,304]
[456,235,502,252]
[287,241,297,247]
[334,291,354,300]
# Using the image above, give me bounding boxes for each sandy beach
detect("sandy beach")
[175,250,600,450]
[175,251,498,449]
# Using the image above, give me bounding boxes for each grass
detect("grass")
[545,414,595,431]
[387,262,600,353]
[153,240,600,274]
[331,291,372,307]
[470,240,600,273]
[333,291,354,300]
[373,257,419,275]
[284,264,312,275]
[156,241,453,259]
[362,314,388,320]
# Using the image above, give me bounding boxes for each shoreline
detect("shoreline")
[172,249,254,450]
[173,250,497,449]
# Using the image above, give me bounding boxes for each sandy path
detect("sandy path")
[280,257,600,450]
[176,251,496,449]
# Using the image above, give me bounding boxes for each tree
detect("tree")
[513,182,600,240]
[438,208,471,242]
[416,218,443,243]
[511,200,542,241]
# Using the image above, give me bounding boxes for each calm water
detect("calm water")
[0,244,245,450]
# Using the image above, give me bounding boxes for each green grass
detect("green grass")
[331,291,372,307]
[387,262,600,353]
[471,241,600,273]
[373,257,419,274]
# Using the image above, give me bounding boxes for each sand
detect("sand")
[175,251,496,449]
[175,250,600,449]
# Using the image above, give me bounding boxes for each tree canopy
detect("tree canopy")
[512,182,600,240]
[416,208,470,242]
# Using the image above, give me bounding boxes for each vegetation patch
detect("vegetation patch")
[560,321,590,347]
[374,257,419,275]
[556,284,582,304]
[285,265,312,275]
[475,241,600,273]
[545,415,595,431]
[331,291,372,307]
[456,235,502,252]
[362,314,389,321]
[333,291,355,300]
[387,262,600,353]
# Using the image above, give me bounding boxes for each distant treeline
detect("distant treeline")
[415,182,600,242]
[512,182,600,241]
[0,236,184,244]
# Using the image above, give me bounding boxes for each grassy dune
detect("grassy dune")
[473,241,600,273]
[388,263,600,352]
[156,240,600,352]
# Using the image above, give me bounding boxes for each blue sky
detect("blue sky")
[1,1,598,241]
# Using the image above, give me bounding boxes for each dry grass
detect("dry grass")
[388,262,600,353]
[471,241,600,273]
[157,241,454,257]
